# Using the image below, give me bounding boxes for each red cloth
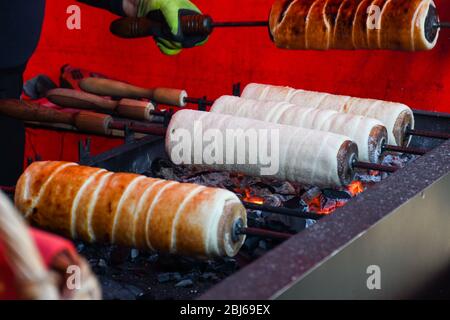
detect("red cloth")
[23,0,450,162]
[0,228,76,299]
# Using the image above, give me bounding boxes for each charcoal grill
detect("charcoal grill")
[76,108,450,300]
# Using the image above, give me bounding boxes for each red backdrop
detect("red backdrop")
[24,0,450,164]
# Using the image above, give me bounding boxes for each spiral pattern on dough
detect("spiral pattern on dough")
[14,161,247,258]
[211,95,387,163]
[242,83,414,146]
[269,0,439,50]
[166,109,357,187]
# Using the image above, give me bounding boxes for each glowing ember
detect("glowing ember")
[307,181,365,215]
[236,187,265,205]
[307,195,347,215]
[347,181,364,196]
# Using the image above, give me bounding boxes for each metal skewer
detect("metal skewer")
[109,120,167,136]
[353,161,398,173]
[434,22,450,29]
[183,97,214,106]
[382,144,429,156]
[406,128,450,140]
[110,15,269,39]
[212,21,269,28]
[243,201,323,220]
[238,227,293,240]
[111,14,447,38]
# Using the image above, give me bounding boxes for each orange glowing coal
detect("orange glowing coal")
[347,180,364,196]
[308,181,365,215]
[235,180,365,214]
[237,187,264,205]
[307,196,347,215]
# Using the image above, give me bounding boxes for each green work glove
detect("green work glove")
[137,0,208,55]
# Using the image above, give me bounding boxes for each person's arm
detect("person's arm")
[76,0,138,17]
[78,0,207,55]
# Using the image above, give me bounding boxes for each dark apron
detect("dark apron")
[0,0,46,186]
[0,0,122,185]
[0,64,26,186]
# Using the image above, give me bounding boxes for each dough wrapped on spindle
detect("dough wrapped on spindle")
[166,109,358,187]
[211,95,387,163]
[242,83,414,146]
[14,161,247,258]
[269,0,440,51]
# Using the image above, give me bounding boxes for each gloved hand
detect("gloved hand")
[137,0,208,55]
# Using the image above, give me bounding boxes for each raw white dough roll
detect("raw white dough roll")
[14,161,247,258]
[242,83,414,146]
[166,110,358,187]
[211,95,387,163]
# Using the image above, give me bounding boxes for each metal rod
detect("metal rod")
[406,128,450,140]
[238,227,293,240]
[25,121,133,140]
[434,22,450,28]
[110,121,167,136]
[383,144,429,156]
[212,21,269,28]
[150,110,166,117]
[26,117,168,138]
[243,201,323,220]
[184,97,214,106]
[353,161,398,173]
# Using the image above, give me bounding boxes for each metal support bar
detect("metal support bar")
[123,125,135,144]
[232,82,241,96]
[78,138,92,163]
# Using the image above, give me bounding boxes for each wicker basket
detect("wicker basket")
[0,190,101,300]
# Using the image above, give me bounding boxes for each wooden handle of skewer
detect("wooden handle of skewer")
[153,88,188,107]
[80,78,187,107]
[110,17,164,38]
[80,78,154,99]
[46,88,118,111]
[111,15,219,39]
[0,99,113,135]
[116,99,155,121]
[0,99,74,125]
[74,111,113,135]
